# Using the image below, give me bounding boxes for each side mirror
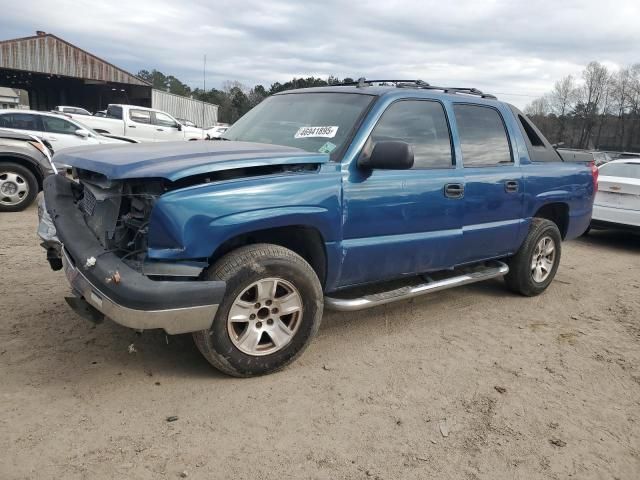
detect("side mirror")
[551,141,565,150]
[176,123,182,131]
[74,129,90,138]
[358,141,414,170]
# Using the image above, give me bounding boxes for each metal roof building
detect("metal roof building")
[0,31,217,125]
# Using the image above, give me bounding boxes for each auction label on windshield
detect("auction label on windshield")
[294,126,338,139]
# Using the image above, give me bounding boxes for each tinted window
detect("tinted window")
[370,100,453,169]
[129,109,151,124]
[42,116,78,134]
[454,104,512,166]
[154,111,178,128]
[0,113,40,131]
[599,162,640,179]
[518,115,544,146]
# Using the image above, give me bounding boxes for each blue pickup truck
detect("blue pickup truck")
[41,80,597,376]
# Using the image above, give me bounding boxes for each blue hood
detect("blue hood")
[53,141,329,181]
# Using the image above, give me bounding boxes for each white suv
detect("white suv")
[0,110,130,151]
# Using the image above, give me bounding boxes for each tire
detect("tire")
[0,162,39,212]
[504,218,562,296]
[193,244,323,377]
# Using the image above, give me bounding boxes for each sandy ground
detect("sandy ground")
[1,200,639,480]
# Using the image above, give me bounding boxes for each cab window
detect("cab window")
[369,100,453,169]
[129,109,151,124]
[153,112,178,128]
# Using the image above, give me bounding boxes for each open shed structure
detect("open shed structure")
[0,31,153,112]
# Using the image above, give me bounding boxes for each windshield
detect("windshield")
[222,92,374,157]
[599,162,640,179]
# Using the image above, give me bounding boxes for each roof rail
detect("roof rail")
[341,78,497,99]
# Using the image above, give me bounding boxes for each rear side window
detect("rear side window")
[370,100,453,169]
[518,115,544,146]
[0,113,41,131]
[106,106,123,119]
[129,109,151,124]
[599,162,640,179]
[454,104,512,167]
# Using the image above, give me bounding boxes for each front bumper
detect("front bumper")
[43,174,225,334]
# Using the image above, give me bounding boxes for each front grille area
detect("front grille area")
[79,186,96,215]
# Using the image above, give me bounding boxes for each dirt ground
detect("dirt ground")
[1,199,639,480]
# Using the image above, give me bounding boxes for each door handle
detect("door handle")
[128,125,136,128]
[504,180,519,193]
[156,128,164,131]
[444,183,464,199]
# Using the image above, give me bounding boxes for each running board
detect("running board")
[324,261,509,312]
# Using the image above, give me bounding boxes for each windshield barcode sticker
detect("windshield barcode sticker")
[294,126,338,139]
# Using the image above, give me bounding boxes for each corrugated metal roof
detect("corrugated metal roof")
[0,33,151,86]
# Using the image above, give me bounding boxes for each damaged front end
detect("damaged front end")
[74,169,162,272]
[40,172,226,334]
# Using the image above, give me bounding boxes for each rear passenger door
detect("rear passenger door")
[453,103,523,263]
[340,99,464,287]
[126,109,157,141]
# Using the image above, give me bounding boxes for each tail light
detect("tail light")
[590,161,598,192]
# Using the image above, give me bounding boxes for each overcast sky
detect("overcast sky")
[2,0,638,107]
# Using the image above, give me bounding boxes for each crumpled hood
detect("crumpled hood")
[53,140,329,181]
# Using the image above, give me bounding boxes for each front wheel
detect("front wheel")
[0,162,38,212]
[193,244,323,377]
[504,218,562,296]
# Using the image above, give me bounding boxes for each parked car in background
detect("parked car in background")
[591,159,640,231]
[68,104,206,142]
[205,124,229,139]
[177,118,197,128]
[558,148,612,166]
[41,81,597,377]
[0,129,54,212]
[54,105,92,116]
[0,110,133,151]
[94,110,107,117]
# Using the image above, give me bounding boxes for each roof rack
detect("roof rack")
[340,78,497,99]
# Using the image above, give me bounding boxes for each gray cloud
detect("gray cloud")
[2,0,638,107]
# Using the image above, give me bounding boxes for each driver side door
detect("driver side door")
[339,99,464,288]
[152,111,184,141]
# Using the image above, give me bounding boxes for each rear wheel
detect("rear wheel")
[504,218,562,296]
[193,244,323,377]
[0,162,38,212]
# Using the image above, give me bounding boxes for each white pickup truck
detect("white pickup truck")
[68,105,205,142]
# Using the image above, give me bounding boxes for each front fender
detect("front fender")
[146,170,342,260]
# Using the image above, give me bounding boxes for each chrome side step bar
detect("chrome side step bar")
[324,261,509,312]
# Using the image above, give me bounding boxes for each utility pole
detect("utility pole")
[202,54,206,129]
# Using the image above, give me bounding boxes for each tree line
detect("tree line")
[137,69,354,125]
[524,62,640,152]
